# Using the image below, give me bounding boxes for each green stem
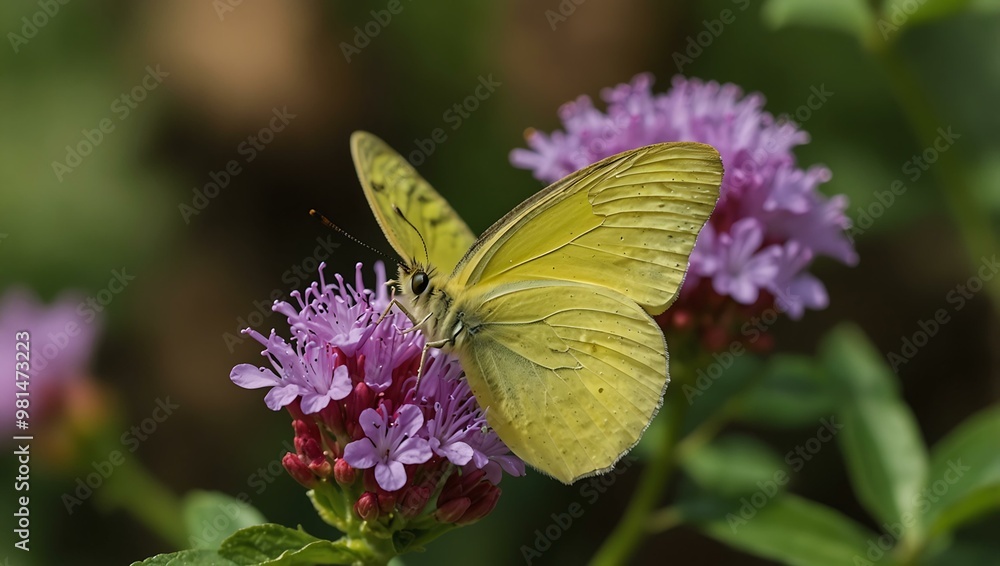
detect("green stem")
[96,459,188,549]
[646,505,683,534]
[344,534,397,566]
[589,390,689,566]
[869,40,1000,314]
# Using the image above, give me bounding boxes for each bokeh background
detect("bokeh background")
[2,1,998,564]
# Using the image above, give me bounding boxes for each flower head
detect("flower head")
[511,74,857,347]
[231,262,524,545]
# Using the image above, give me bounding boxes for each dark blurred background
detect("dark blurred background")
[1,1,998,564]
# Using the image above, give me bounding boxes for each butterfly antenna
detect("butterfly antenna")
[309,209,397,263]
[393,206,429,265]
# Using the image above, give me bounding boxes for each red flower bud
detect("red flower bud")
[354,491,379,521]
[282,452,315,488]
[435,497,471,524]
[458,484,500,525]
[333,458,356,486]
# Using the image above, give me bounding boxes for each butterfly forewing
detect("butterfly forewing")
[452,143,721,315]
[351,131,476,272]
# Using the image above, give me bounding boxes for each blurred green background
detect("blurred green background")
[1,1,998,564]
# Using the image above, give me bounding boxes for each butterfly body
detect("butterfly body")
[352,131,722,484]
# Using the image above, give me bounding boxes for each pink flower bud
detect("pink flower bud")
[333,458,356,486]
[354,491,379,521]
[457,484,501,525]
[282,452,315,488]
[435,497,471,524]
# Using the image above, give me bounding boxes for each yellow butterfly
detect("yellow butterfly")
[351,131,722,484]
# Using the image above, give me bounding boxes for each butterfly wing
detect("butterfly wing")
[452,142,721,314]
[450,279,668,484]
[442,142,722,482]
[351,131,476,271]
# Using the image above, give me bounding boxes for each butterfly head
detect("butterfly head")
[397,261,443,307]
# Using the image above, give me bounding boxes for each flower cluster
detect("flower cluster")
[510,74,857,349]
[231,262,524,541]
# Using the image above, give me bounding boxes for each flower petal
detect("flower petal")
[329,365,352,401]
[375,460,407,492]
[395,436,433,465]
[435,440,474,466]
[394,404,425,438]
[343,439,379,470]
[263,384,301,411]
[358,408,387,440]
[230,364,281,389]
[300,392,332,414]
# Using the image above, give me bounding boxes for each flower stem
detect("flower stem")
[589,389,689,566]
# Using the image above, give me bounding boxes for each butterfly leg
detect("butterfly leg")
[375,298,434,334]
[376,298,417,326]
[416,338,450,384]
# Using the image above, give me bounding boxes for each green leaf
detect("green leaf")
[697,493,888,566]
[762,0,875,39]
[183,490,268,550]
[736,355,836,428]
[923,406,1000,535]
[822,324,929,533]
[219,524,328,564]
[680,434,787,498]
[258,540,364,566]
[130,549,238,566]
[878,0,971,28]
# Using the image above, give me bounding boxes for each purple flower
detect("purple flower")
[466,428,528,485]
[230,331,352,413]
[420,353,479,466]
[510,74,857,327]
[344,404,432,491]
[231,262,524,531]
[700,219,782,305]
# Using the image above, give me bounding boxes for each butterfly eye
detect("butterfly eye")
[411,272,429,295]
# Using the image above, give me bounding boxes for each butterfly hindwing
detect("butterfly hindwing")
[450,279,667,484]
[351,131,476,272]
